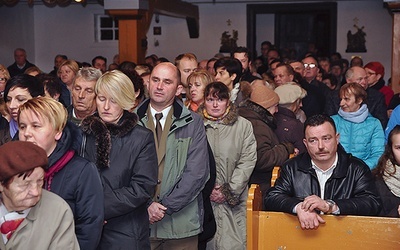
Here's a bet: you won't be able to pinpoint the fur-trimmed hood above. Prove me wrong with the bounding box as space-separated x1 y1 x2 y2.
198 102 238 126
81 111 139 169
238 99 276 129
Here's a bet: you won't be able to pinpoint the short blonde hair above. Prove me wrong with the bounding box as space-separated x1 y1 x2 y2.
95 70 136 111
0 64 10 81
58 60 79 75
187 69 214 88
18 96 67 133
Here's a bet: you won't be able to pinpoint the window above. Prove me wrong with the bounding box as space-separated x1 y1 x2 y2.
95 15 119 42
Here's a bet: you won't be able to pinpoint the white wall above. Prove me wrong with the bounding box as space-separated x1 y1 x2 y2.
0 1 393 79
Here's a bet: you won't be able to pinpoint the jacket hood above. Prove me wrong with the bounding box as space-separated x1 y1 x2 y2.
48 121 81 167
81 111 139 169
239 100 276 129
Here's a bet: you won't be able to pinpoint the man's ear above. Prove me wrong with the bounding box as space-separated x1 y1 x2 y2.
53 93 61 101
175 84 183 96
230 73 237 82
303 138 308 149
336 133 340 144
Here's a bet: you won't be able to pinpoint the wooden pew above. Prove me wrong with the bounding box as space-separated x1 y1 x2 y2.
247 184 400 249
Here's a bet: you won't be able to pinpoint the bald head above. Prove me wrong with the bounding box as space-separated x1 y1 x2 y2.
345 66 368 89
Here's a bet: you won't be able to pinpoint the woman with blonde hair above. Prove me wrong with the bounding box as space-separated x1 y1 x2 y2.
186 69 214 112
80 70 158 249
18 96 104 250
58 59 79 107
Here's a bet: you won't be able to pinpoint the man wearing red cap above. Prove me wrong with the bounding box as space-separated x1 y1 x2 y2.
364 61 393 107
0 141 78 249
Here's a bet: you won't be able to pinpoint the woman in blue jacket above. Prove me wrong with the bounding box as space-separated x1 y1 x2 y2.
331 82 384 169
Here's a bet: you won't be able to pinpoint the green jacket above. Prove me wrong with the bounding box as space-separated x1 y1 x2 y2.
137 98 210 239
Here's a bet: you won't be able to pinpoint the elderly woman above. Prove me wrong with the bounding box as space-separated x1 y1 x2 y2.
185 69 214 112
0 141 79 249
199 82 256 250
373 125 400 217
80 70 158 249
331 82 384 169
0 74 43 145
18 97 104 250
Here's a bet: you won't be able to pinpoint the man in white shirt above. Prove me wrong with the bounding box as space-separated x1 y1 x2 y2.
265 114 381 230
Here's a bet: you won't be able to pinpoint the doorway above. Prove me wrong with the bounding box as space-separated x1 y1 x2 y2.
247 2 337 60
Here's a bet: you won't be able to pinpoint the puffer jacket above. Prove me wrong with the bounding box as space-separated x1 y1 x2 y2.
331 108 384 169
265 145 382 215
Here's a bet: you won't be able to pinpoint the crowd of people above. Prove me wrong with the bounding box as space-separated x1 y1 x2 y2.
0 43 399 249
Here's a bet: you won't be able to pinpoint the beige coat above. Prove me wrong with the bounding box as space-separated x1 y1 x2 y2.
0 190 79 250
201 106 257 250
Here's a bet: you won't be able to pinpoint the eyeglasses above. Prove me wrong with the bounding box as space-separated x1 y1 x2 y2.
366 72 376 77
303 63 317 69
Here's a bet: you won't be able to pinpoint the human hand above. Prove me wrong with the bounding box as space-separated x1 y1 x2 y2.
302 195 330 213
296 204 325 230
397 205 400 216
210 185 226 203
148 202 167 224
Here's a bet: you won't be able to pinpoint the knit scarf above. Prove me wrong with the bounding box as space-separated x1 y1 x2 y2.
202 105 231 122
383 160 400 197
230 83 240 103
338 104 369 123
45 150 75 191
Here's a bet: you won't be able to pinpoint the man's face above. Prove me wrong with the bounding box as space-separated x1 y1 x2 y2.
302 57 319 82
72 78 97 117
290 62 305 77
319 60 330 73
267 50 279 64
215 67 235 88
347 67 368 89
261 44 270 57
93 59 106 74
14 50 27 66
233 52 249 71
54 56 66 69
274 66 294 86
303 121 339 168
0 167 44 212
331 66 342 78
149 63 182 111
207 60 216 76
177 58 197 87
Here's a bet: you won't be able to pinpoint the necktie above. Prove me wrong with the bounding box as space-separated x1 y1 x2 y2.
155 113 163 146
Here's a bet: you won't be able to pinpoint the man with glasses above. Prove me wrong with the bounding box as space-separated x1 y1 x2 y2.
301 56 330 115
325 66 387 128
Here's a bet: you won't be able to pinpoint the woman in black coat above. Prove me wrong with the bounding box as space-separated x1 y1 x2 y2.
80 70 158 249
18 97 104 250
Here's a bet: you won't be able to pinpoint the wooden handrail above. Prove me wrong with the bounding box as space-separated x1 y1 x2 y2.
247 184 400 249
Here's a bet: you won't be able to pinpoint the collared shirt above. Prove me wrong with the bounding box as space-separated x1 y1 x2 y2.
150 105 172 130
311 153 338 200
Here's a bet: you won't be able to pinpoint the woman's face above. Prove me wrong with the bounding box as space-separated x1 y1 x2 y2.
0 72 7 92
204 94 229 118
96 91 124 124
6 87 33 121
391 133 400 165
18 109 61 156
59 65 76 86
339 91 361 112
189 77 207 104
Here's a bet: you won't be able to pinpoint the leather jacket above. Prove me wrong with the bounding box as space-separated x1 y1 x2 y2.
265 145 381 216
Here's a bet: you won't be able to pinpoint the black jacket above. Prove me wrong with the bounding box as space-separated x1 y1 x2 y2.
265 145 381 216
7 60 36 77
48 122 104 250
81 111 158 250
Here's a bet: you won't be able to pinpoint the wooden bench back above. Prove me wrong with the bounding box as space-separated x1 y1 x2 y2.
247 184 400 249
